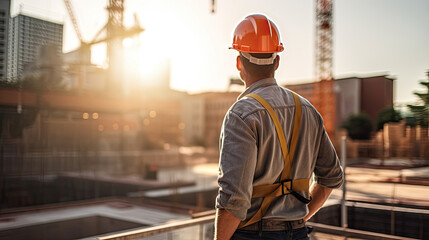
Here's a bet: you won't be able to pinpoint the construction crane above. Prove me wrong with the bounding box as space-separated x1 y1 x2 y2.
314 0 336 138
315 0 333 81
63 0 144 93
63 0 91 66
63 0 144 55
64 0 84 44
211 0 216 13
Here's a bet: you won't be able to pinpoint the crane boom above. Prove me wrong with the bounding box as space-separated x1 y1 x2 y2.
63 0 84 43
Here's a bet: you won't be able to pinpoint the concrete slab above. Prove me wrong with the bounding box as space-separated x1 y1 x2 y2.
0 200 189 233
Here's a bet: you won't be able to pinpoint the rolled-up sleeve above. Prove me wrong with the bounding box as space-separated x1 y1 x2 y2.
215 110 257 221
314 128 344 189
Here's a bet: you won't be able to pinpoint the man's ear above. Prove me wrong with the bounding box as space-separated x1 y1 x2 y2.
275 55 280 70
236 55 242 71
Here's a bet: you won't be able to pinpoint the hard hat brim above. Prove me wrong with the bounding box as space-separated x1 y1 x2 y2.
228 44 284 53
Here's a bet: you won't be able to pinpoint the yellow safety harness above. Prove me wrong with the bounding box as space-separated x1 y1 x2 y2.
239 92 311 228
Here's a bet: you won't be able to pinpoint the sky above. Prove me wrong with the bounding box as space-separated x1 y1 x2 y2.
10 0 429 105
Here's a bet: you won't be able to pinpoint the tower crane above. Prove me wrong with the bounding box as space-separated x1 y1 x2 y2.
314 0 336 138
315 0 333 81
64 0 84 44
63 0 91 65
63 0 144 93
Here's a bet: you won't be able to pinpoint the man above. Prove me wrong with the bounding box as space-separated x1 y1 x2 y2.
215 14 343 240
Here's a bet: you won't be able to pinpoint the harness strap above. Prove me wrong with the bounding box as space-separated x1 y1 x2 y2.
251 178 310 198
239 92 310 228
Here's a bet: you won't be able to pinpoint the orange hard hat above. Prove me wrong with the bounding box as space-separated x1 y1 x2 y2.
230 14 284 53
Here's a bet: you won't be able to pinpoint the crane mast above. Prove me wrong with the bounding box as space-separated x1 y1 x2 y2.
315 0 333 81
314 0 336 138
106 0 125 94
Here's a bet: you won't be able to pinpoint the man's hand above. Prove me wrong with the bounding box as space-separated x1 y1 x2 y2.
214 209 241 240
304 183 332 222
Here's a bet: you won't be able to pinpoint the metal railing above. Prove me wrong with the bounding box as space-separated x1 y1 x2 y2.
98 215 215 240
97 212 418 240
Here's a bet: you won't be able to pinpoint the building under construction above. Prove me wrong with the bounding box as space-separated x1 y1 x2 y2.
286 74 394 130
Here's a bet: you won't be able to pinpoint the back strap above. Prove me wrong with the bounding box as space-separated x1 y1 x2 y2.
239 92 311 228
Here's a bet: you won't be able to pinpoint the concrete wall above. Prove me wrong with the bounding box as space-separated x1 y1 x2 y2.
200 92 239 148
182 95 205 146
360 76 394 125
335 77 360 127
286 75 394 130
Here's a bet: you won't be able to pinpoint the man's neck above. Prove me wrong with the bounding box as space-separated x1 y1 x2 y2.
244 75 273 88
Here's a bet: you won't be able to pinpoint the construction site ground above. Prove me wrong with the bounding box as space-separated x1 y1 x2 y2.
335 158 429 208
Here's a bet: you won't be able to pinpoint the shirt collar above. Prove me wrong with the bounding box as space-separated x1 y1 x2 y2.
238 78 278 100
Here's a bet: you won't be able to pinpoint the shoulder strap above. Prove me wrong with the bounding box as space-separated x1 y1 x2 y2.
246 93 291 170
239 92 309 228
245 92 302 180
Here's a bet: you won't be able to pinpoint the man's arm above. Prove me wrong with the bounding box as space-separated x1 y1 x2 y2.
215 110 257 239
214 209 241 240
304 183 332 221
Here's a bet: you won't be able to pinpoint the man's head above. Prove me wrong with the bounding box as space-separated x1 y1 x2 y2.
230 14 283 83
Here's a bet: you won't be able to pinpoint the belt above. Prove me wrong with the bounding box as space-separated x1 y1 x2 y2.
239 219 305 231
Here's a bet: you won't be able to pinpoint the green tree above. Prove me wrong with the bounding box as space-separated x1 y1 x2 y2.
407 70 429 127
342 113 373 140
376 107 402 130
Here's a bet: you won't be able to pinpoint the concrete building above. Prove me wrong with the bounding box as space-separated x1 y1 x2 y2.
182 95 205 146
359 75 394 124
181 91 240 148
7 13 63 81
286 74 395 129
0 0 10 81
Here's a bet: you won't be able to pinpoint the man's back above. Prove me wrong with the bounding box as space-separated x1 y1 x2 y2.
216 78 343 222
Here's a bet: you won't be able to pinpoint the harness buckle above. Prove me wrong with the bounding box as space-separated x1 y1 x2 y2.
280 179 292 195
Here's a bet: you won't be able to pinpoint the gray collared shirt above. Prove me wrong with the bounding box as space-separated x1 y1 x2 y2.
216 78 343 221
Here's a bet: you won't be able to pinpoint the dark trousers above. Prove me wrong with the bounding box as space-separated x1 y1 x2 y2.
231 227 309 240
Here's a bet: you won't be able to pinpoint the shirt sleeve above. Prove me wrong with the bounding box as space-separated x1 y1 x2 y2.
314 127 344 189
215 110 257 221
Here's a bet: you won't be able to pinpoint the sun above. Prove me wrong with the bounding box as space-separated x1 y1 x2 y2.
137 32 171 84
